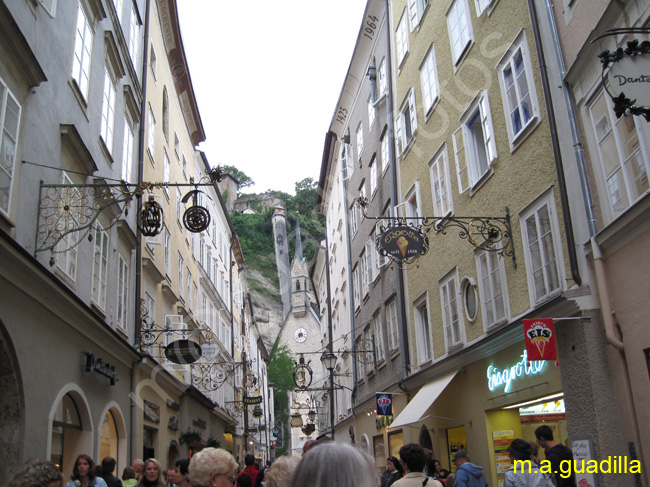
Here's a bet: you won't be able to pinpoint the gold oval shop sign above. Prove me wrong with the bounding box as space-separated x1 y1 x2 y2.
379 225 428 260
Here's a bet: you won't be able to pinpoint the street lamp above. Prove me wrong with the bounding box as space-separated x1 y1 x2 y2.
320 351 337 371
308 409 317 422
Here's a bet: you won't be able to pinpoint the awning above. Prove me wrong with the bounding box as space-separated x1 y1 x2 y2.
389 370 458 429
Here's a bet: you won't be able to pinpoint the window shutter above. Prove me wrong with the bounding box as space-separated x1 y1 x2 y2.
453 128 469 193
408 89 418 133
479 93 497 162
395 115 403 154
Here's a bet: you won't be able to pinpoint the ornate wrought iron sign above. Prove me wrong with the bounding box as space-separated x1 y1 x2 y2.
595 28 650 120
292 355 314 391
182 190 211 233
358 197 515 269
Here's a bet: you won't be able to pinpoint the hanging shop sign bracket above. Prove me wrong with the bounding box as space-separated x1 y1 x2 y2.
357 197 515 269
34 167 227 259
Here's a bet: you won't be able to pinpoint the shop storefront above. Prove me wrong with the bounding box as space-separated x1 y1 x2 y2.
387 341 564 487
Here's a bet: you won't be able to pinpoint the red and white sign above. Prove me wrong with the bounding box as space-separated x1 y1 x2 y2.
523 318 557 361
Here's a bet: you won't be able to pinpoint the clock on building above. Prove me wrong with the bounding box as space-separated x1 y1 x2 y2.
294 328 308 343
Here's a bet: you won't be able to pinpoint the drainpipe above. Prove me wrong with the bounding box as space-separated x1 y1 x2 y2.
132 0 151 463
528 0 581 286
542 0 597 237
384 0 410 378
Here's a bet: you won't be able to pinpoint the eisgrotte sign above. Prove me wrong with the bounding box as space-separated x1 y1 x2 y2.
378 225 428 261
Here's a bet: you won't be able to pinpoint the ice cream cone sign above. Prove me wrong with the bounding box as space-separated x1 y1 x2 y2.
523 318 557 362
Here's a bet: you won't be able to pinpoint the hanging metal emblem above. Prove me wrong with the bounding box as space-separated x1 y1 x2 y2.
140 196 164 237
182 190 211 233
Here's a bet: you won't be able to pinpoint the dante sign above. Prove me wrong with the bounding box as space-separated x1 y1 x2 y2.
378 225 428 261
609 54 650 108
164 339 202 364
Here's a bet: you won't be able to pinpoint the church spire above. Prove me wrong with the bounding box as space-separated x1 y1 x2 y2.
294 215 303 262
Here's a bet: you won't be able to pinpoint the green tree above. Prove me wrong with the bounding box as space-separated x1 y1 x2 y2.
268 343 295 457
222 164 255 192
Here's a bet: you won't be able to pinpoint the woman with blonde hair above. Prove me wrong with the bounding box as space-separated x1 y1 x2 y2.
189 448 237 487
264 456 300 487
136 459 165 487
290 442 378 487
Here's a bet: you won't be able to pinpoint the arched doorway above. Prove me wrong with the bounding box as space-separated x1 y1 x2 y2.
168 440 180 470
419 425 433 452
0 321 23 486
49 387 93 477
99 404 127 475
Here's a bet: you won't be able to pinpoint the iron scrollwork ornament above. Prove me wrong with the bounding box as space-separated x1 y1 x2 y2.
140 196 164 237
182 189 211 233
292 355 313 391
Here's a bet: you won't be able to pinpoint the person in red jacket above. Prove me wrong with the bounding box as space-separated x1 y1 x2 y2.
238 455 258 486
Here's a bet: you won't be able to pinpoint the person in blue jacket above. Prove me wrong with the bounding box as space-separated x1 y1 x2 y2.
453 451 488 487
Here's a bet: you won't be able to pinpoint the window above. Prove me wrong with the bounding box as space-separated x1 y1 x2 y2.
589 91 649 220
117 255 129 331
429 145 453 221
420 45 440 115
163 151 170 197
112 0 124 21
178 254 184 300
462 277 478 322
396 89 418 155
356 334 367 379
149 44 157 80
520 191 563 304
100 68 117 152
378 58 387 96
396 182 421 220
381 132 390 173
341 142 353 181
350 201 359 236
92 224 109 310
0 79 20 215
71 2 93 100
176 189 182 225
368 95 376 128
352 265 361 310
174 132 180 159
396 11 409 67
386 298 399 351
370 157 378 195
128 4 140 64
414 296 432 364
55 174 79 278
373 313 386 363
187 271 192 307
440 270 463 351
147 106 155 163
497 31 539 145
446 0 473 65
408 0 429 31
474 0 497 16
162 88 169 141
453 92 496 193
121 119 134 182
356 123 364 159
164 227 171 278
476 249 508 328
361 242 374 296
373 224 387 270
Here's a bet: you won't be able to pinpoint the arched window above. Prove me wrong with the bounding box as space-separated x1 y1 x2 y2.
162 87 169 142
296 281 301 291
51 393 82 471
100 409 119 465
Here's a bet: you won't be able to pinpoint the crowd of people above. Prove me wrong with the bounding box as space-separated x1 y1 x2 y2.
7 424 575 487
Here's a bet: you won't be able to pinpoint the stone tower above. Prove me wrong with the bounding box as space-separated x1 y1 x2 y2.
272 205 291 319
291 217 309 316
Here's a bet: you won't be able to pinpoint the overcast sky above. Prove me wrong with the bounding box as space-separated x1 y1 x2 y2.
176 1 368 195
